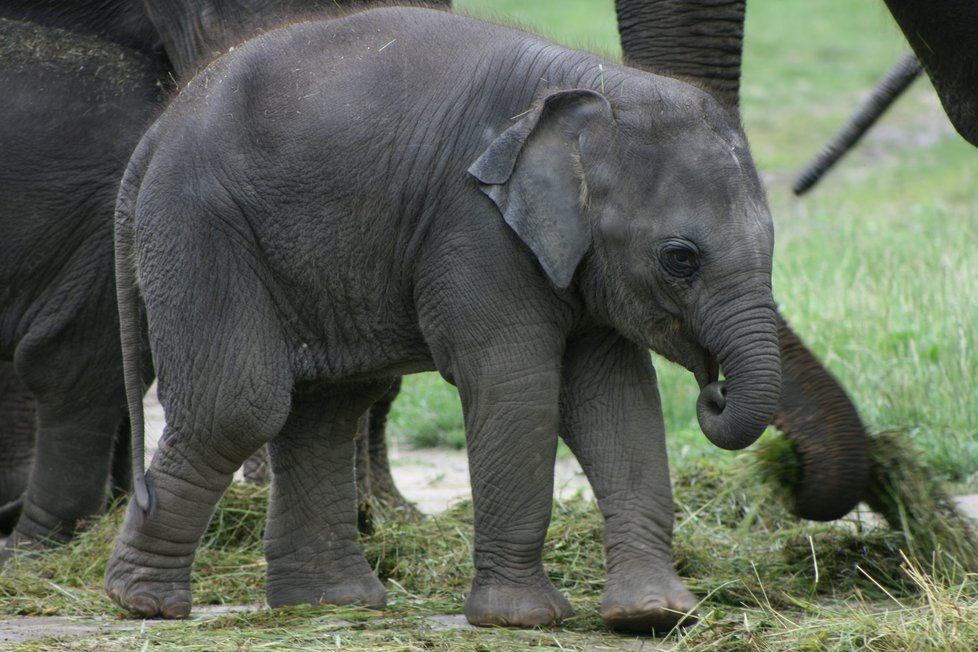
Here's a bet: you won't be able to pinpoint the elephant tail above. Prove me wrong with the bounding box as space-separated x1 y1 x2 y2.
114 138 155 519
793 52 922 195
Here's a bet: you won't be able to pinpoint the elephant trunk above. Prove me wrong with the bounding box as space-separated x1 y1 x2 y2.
695 299 782 451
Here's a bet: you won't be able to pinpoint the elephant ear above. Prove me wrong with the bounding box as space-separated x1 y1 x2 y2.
468 89 613 289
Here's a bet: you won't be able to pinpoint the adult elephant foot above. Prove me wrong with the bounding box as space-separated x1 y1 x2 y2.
265 566 387 609
600 568 698 632
104 513 194 619
464 571 573 627
0 530 50 567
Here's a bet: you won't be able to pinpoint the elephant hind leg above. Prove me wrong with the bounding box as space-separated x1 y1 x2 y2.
105 384 292 618
264 382 391 610
105 310 293 618
365 377 420 518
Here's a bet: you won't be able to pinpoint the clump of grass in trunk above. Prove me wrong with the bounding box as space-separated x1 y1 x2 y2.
753 429 978 585
863 430 978 579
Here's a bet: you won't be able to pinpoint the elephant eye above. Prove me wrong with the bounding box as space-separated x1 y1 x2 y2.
660 241 700 278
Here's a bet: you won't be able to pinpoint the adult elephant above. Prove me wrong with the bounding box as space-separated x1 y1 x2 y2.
104 8 782 631
0 0 162 56
0 17 165 560
0 0 443 561
614 0 978 147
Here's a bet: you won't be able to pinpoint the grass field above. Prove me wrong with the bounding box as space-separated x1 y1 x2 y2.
3 1 976 650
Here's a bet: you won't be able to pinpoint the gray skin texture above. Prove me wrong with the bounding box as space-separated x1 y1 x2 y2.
0 362 134 536
614 0 977 147
615 0 871 521
879 0 977 148
0 0 162 57
0 362 34 534
0 18 164 560
105 7 781 632
0 0 439 560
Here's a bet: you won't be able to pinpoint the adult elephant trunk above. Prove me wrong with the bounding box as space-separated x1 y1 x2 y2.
615 0 746 113
696 299 782 451
773 315 869 520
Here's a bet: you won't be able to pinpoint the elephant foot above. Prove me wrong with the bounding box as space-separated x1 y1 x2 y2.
601 569 698 633
265 568 387 609
464 572 573 627
0 529 60 567
104 538 193 619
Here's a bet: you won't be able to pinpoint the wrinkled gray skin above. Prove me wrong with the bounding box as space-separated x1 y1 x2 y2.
0 18 164 560
0 0 440 560
106 7 781 632
0 362 134 536
614 0 977 147
0 362 33 534
880 0 977 148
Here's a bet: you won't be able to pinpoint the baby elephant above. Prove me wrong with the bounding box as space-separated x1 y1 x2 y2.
106 7 781 632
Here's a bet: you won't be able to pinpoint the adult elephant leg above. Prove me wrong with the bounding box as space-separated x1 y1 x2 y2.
12 401 119 548
453 338 571 627
0 363 35 534
773 315 869 521
881 0 978 148
615 0 746 112
560 331 696 633
264 383 390 609
2 313 127 562
365 378 419 517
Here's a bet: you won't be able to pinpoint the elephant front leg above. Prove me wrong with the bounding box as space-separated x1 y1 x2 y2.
454 353 571 627
560 332 697 633
264 386 387 609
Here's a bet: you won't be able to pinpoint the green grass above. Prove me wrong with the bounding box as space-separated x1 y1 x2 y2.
454 0 621 60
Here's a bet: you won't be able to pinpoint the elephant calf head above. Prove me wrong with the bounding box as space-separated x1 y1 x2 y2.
471 81 781 451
